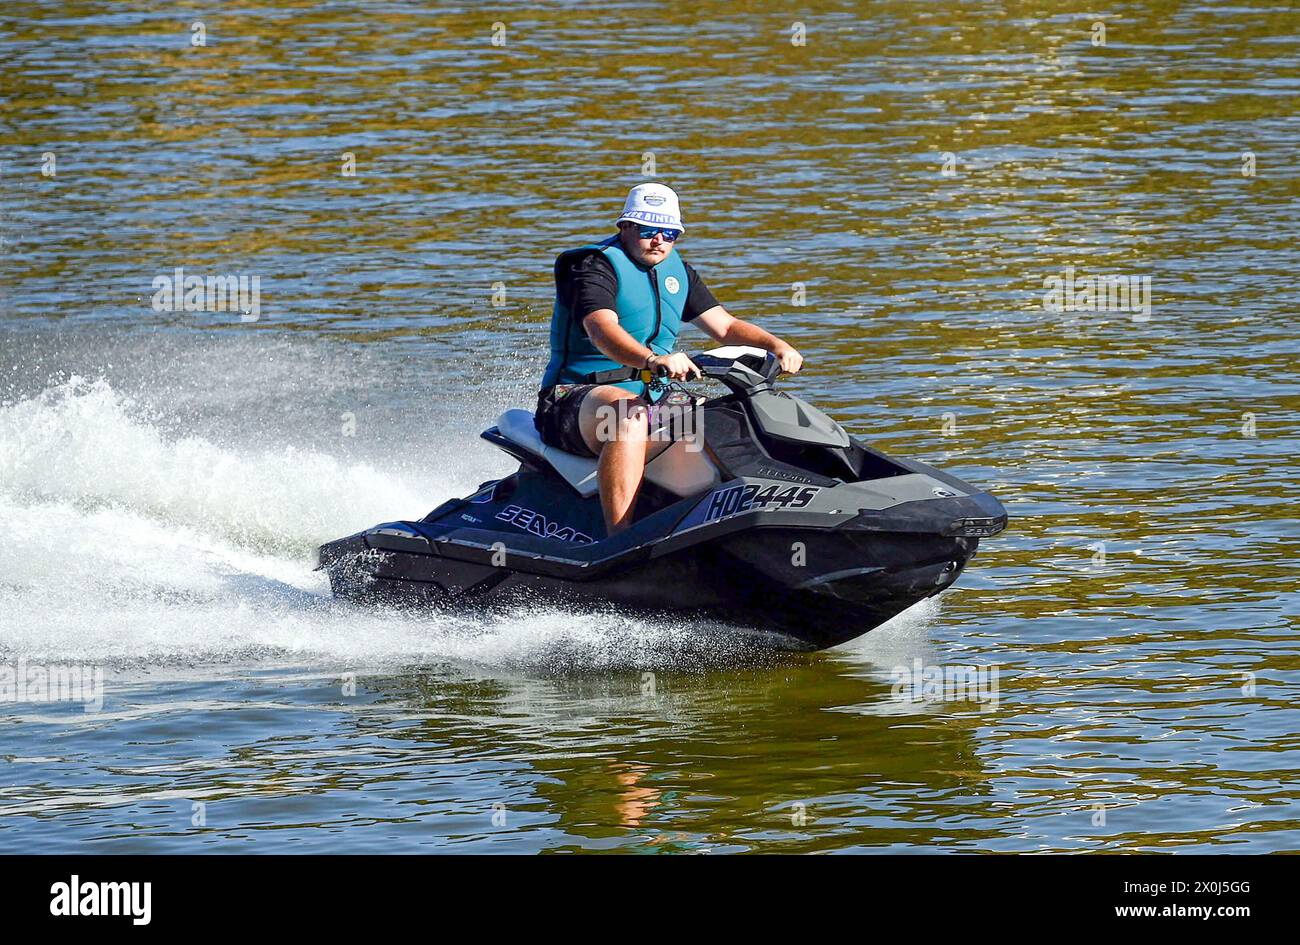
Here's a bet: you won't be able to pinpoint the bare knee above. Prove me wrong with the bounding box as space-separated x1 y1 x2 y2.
613 401 649 445
582 390 649 453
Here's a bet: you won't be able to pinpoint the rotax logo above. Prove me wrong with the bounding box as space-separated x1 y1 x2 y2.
49 875 151 926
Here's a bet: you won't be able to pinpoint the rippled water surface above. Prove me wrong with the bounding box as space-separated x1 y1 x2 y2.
1 1 1298 852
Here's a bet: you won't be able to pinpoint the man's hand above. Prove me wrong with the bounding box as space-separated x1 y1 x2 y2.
648 352 702 381
772 344 803 375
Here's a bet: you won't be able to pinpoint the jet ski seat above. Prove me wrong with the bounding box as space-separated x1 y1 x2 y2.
496 409 600 497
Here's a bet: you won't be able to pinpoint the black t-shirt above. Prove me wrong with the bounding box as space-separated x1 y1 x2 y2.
556 246 719 328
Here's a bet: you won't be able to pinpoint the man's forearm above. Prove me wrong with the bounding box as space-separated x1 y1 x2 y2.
719 318 790 353
586 313 654 367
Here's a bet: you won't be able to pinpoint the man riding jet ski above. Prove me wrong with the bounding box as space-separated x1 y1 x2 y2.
535 182 803 535
317 186 1008 649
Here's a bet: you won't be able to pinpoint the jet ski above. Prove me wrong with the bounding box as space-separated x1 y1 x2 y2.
317 347 1008 650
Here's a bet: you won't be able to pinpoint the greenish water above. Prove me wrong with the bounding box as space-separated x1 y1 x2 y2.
1 0 1297 852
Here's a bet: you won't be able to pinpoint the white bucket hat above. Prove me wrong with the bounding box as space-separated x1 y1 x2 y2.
615 183 685 232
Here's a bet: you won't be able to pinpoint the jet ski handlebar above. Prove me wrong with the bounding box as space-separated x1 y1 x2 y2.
581 350 781 393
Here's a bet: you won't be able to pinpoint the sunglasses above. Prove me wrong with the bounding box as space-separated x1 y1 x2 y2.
637 226 681 242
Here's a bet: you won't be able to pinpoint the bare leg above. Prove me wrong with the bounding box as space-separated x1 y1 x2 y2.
596 421 649 533
579 387 650 535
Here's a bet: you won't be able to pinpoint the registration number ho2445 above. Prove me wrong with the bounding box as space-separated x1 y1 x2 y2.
704 483 820 522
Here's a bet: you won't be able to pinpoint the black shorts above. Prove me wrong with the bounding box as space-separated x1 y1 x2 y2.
535 384 599 457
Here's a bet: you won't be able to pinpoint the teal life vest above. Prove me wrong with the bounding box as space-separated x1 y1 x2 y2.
541 236 690 400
